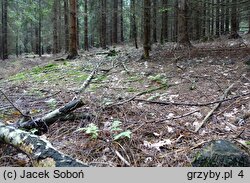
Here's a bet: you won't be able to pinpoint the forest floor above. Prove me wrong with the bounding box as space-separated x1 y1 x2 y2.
0 35 250 167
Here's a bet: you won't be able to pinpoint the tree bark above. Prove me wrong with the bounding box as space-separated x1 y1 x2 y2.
177 0 191 47
225 0 230 34
143 0 151 58
64 0 70 53
16 99 85 134
0 122 88 167
53 0 59 54
229 0 240 39
113 0 118 44
120 0 124 42
215 0 220 37
131 0 138 49
67 0 78 59
152 0 157 43
2 0 8 60
100 0 107 49
161 0 168 43
84 0 89 51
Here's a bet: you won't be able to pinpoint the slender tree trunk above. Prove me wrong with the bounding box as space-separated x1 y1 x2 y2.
113 0 118 44
177 0 191 47
67 0 78 59
58 0 62 52
120 0 124 43
229 0 240 38
143 0 151 58
131 0 138 49
101 0 107 49
76 1 80 49
202 0 206 37
211 0 215 36
225 0 230 34
2 0 8 60
220 0 225 35
173 0 178 42
152 0 157 43
53 0 59 54
38 0 42 57
64 0 69 53
161 0 168 44
84 0 89 51
215 0 220 37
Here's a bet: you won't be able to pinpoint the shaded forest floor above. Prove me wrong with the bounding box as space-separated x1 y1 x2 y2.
0 36 250 167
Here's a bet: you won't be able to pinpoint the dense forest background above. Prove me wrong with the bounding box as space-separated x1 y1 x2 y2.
1 0 250 60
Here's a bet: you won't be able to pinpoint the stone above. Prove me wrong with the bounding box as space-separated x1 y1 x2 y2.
192 140 250 167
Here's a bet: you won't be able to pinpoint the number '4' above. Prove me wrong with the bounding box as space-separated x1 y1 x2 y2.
238 170 244 178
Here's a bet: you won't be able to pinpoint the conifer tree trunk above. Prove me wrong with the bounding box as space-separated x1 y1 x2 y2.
130 0 138 49
84 0 89 51
152 0 157 43
161 0 168 44
38 0 42 57
2 0 8 60
101 0 107 49
64 0 69 53
113 0 118 44
220 0 225 35
177 0 191 47
143 0 151 58
67 0 78 59
53 0 59 54
120 0 124 43
225 0 230 34
215 0 220 37
229 0 240 38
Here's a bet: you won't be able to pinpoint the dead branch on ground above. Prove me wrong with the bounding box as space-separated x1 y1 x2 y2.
0 121 88 167
194 83 235 133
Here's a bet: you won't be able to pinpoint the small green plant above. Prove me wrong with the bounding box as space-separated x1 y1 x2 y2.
111 120 122 131
246 141 250 145
75 123 99 139
148 74 167 84
110 120 132 141
113 131 132 141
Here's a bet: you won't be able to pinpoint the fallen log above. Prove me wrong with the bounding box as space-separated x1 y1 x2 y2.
15 99 85 134
0 122 88 167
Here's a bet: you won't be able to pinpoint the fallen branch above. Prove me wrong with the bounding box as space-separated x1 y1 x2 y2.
134 91 250 107
0 122 88 167
77 61 103 94
132 110 200 133
15 99 85 134
194 83 235 133
107 84 169 108
0 89 29 118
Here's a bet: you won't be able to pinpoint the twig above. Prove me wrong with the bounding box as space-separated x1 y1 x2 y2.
132 110 199 133
107 84 169 108
0 89 29 118
194 83 235 133
120 62 130 74
134 91 250 107
114 150 131 166
154 110 200 123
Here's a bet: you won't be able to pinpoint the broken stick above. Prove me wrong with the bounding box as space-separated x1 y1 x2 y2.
195 83 235 133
